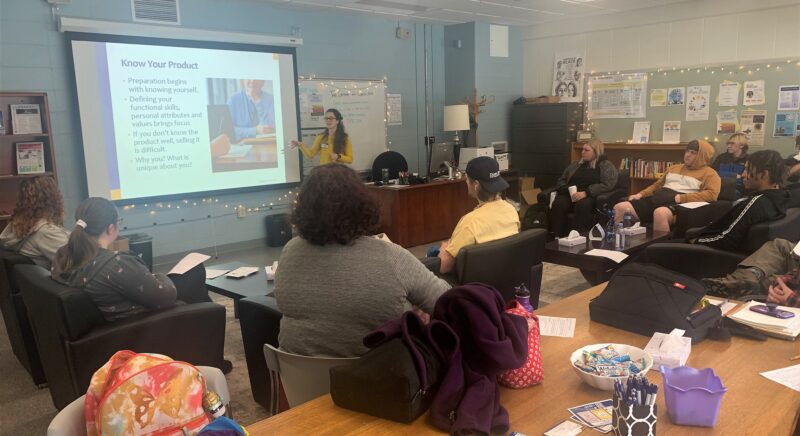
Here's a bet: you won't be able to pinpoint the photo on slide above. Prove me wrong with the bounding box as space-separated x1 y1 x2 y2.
206 78 278 173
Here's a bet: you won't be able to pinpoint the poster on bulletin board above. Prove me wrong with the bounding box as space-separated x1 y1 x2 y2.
588 73 647 119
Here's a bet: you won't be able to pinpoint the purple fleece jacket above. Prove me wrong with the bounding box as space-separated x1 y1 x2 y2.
430 283 529 435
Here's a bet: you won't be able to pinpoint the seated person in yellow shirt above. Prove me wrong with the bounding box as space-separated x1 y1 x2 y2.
437 156 520 274
290 108 353 164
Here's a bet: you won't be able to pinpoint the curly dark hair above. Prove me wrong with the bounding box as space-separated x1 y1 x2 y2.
746 149 785 185
291 163 381 245
10 176 65 238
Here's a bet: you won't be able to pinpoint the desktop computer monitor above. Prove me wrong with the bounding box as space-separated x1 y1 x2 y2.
428 142 454 177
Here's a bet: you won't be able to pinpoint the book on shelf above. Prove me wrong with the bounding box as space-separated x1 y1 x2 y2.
619 158 678 178
16 142 46 174
0 110 5 134
10 103 42 134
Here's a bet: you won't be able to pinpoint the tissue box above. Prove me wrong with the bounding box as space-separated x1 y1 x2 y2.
644 332 691 368
558 236 586 247
265 261 278 281
622 226 647 236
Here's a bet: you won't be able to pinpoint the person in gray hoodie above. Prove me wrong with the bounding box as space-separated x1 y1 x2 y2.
51 197 207 322
549 139 618 237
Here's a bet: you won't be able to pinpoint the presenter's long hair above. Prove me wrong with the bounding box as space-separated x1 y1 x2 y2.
291 164 380 245
9 176 64 238
324 108 348 155
53 198 119 274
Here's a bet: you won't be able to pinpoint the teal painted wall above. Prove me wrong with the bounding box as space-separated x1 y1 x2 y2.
0 0 446 257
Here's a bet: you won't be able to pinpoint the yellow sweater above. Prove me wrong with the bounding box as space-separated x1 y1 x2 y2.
299 133 353 164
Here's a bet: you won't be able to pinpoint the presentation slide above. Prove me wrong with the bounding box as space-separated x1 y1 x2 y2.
69 36 301 202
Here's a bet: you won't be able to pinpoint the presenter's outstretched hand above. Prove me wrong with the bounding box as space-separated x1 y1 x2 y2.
330 152 340 161
289 140 300 149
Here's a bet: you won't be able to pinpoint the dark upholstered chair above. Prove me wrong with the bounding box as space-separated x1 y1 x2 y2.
238 295 282 411
538 172 630 234
15 264 227 409
671 177 738 239
371 151 408 181
0 250 45 385
453 228 547 307
645 207 800 279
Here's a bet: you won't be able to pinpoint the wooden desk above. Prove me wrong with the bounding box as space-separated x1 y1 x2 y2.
368 178 476 248
246 283 800 435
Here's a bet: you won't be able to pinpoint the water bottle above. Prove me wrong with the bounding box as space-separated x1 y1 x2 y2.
514 284 534 312
615 223 625 249
605 210 615 243
623 210 632 229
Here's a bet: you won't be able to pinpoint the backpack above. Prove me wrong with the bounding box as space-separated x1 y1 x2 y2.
522 203 549 231
589 263 722 343
497 302 543 388
85 350 211 436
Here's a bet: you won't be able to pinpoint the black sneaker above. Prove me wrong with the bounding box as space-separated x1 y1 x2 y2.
220 359 233 375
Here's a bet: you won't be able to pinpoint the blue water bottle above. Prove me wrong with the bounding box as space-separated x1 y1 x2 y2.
623 210 632 228
605 210 615 242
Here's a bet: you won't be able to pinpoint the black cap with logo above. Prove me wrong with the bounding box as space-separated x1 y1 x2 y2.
465 156 509 193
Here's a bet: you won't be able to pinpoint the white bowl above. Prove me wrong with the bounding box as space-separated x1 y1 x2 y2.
570 343 653 391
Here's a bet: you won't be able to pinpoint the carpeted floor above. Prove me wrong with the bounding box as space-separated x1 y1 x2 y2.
0 243 590 434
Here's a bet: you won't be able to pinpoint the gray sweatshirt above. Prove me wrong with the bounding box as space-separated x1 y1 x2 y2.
0 220 69 269
276 236 449 357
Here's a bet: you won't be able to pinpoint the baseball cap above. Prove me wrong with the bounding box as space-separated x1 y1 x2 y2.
465 156 509 193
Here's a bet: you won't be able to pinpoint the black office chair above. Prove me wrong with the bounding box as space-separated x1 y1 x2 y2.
671 177 739 239
454 229 547 307
371 151 408 181
537 172 630 234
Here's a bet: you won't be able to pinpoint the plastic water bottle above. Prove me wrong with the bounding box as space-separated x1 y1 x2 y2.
514 284 534 312
616 223 625 249
605 210 615 243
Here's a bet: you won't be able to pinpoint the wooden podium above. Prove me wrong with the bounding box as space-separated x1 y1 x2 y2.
367 178 476 248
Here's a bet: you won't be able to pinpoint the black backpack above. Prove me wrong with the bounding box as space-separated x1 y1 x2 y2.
589 263 722 343
522 203 549 231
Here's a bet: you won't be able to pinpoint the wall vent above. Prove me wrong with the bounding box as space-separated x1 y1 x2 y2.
131 0 180 25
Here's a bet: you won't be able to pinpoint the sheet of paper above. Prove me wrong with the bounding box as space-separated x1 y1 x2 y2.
678 201 709 209
632 121 651 143
744 80 765 106
650 88 667 107
686 85 711 121
206 269 229 280
568 399 613 428
793 240 800 257
226 266 259 278
538 316 576 338
584 249 628 263
761 364 800 392
718 81 740 106
668 87 685 105
544 420 583 436
169 252 211 275
717 110 738 134
777 85 800 111
774 112 797 137
387 93 402 125
662 120 681 143
741 110 767 146
705 297 739 315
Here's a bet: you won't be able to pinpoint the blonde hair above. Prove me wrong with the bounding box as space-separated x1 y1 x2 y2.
583 139 605 168
728 133 749 153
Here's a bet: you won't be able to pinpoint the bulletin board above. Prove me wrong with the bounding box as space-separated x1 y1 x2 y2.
587 61 800 157
298 78 388 173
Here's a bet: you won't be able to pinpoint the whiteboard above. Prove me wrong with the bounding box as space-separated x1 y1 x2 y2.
298 78 387 173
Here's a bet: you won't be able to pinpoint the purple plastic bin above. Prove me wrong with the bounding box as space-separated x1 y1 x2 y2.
660 365 727 427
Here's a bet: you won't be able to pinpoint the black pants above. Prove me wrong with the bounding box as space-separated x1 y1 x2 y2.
168 263 212 304
550 193 596 237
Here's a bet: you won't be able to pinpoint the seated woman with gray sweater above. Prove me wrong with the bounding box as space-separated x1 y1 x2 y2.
275 163 450 357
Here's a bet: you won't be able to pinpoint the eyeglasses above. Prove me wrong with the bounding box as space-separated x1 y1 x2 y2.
323 116 337 121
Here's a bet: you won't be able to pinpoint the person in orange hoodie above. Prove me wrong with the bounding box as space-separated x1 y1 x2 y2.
613 139 720 232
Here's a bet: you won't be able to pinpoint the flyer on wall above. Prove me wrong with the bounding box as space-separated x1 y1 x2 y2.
774 112 797 137
667 87 685 105
686 86 710 121
743 80 765 106
777 85 800 111
718 81 740 106
716 110 738 134
587 73 647 119
741 110 766 146
650 89 667 107
552 52 585 102
662 121 681 144
632 121 651 143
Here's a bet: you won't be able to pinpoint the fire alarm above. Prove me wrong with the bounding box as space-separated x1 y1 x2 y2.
395 27 411 40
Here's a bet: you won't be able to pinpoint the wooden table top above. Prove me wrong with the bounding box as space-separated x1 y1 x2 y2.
246 283 800 435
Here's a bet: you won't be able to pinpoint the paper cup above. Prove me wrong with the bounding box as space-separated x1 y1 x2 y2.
568 186 578 198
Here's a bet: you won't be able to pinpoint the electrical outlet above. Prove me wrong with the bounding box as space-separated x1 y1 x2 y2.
236 205 246 218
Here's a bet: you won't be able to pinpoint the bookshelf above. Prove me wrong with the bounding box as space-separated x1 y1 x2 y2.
571 142 688 194
0 92 58 231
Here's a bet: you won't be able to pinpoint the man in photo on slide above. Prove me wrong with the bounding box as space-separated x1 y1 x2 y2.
227 79 276 142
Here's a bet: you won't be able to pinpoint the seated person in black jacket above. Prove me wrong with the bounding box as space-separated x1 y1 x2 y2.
688 150 789 252
549 139 618 237
51 197 209 322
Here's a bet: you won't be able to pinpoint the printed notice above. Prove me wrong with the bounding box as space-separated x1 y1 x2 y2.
741 110 767 146
662 121 681 144
744 80 765 106
539 316 576 338
387 93 402 125
686 85 710 121
777 85 800 111
650 89 667 107
718 81 740 106
717 110 738 134
761 364 800 392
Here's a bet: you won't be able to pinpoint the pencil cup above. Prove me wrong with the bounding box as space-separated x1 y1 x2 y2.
612 395 657 436
660 365 726 427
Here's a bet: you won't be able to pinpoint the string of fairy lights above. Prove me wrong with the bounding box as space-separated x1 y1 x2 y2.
583 58 800 142
117 75 392 229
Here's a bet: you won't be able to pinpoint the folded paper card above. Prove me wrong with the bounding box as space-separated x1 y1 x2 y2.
589 223 605 241
558 230 587 247
621 222 646 236
645 329 691 368
265 261 278 281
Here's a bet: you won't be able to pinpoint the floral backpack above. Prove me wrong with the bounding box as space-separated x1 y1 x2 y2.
84 350 211 436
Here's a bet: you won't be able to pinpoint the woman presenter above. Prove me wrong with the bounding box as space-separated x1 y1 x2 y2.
290 108 353 164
